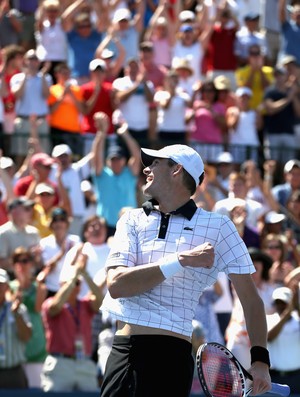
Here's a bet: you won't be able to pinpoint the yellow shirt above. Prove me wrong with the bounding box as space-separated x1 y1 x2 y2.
31 203 52 238
235 65 274 110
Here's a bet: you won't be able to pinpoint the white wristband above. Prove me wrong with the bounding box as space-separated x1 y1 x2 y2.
159 254 182 279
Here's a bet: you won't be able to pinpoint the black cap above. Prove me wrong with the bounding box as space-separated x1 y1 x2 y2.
107 145 127 159
244 12 260 21
51 207 68 219
8 196 35 211
248 247 273 270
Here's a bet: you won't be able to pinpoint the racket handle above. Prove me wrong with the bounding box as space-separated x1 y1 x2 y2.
271 382 290 397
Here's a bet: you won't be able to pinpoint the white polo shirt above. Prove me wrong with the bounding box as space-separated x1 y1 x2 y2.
101 199 255 337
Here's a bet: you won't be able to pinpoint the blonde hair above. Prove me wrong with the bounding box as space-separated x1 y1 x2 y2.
43 0 59 9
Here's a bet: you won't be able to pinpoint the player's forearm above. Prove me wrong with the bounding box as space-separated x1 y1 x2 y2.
107 263 165 298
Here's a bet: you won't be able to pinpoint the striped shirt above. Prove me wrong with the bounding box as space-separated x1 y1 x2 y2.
0 301 32 368
101 199 255 338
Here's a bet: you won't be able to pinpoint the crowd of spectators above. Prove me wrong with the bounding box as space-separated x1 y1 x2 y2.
0 0 300 394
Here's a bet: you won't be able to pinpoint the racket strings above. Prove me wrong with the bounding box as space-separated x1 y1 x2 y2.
200 348 245 397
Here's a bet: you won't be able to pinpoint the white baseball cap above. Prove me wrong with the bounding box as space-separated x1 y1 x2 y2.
272 287 292 304
265 211 286 224
141 145 204 187
51 144 72 158
0 268 9 284
216 152 233 164
236 86 253 97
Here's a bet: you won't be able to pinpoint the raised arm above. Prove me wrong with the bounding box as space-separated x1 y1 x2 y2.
91 112 109 175
116 122 141 176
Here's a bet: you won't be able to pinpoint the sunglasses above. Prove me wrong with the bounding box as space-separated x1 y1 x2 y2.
52 217 68 222
78 24 91 29
249 52 261 56
39 192 54 197
16 257 31 264
266 245 281 249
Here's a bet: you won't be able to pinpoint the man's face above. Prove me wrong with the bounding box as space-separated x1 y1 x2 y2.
76 19 92 37
143 158 175 200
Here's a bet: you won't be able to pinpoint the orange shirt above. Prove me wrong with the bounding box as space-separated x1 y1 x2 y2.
48 84 83 133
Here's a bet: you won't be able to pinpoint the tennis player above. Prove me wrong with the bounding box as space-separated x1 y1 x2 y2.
100 137 272 396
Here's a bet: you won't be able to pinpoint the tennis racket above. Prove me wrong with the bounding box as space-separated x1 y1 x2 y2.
196 342 290 397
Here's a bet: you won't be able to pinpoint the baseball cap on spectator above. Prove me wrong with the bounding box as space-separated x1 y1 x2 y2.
30 152 54 168
264 211 286 224
49 207 70 225
81 180 94 193
0 156 14 169
173 58 194 75
107 145 127 159
35 183 55 195
274 65 287 75
140 41 154 52
180 24 194 33
179 10 195 22
52 144 72 158
216 152 233 164
141 144 204 187
113 8 131 23
236 87 253 97
284 159 300 173
281 54 297 66
244 12 260 21
8 196 35 211
272 287 292 304
214 75 231 91
89 59 107 72
101 48 114 59
0 268 9 284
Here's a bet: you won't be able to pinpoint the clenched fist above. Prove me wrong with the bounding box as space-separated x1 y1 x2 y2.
178 242 215 269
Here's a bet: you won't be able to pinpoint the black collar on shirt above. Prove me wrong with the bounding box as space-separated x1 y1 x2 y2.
142 198 197 220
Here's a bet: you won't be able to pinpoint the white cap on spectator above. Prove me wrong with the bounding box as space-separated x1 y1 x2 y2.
141 144 204 187
35 183 55 195
52 144 72 158
0 156 14 169
179 10 195 22
216 152 233 164
265 211 286 224
89 59 107 72
272 287 292 304
113 8 131 23
81 180 94 193
284 159 300 173
0 268 9 284
236 87 252 97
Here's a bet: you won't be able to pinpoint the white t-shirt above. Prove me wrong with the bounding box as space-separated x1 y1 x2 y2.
154 89 190 132
112 76 154 130
35 19 68 61
60 241 110 299
229 110 259 146
267 311 300 371
172 41 203 83
40 233 81 292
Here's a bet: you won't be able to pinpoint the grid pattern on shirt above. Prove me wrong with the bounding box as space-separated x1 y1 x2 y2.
102 207 254 337
0 302 30 368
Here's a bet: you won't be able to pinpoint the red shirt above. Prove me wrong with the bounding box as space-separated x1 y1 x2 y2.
206 25 237 71
42 298 95 357
80 81 114 134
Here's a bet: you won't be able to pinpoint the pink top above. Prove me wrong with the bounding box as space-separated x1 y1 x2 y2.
191 101 226 144
42 297 95 357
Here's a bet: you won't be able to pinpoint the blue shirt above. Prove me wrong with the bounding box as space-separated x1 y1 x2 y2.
67 29 102 78
93 166 137 227
281 20 300 64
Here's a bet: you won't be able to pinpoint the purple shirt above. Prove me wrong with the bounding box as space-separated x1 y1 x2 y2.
15 0 38 13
